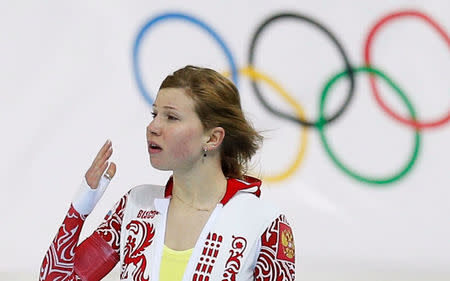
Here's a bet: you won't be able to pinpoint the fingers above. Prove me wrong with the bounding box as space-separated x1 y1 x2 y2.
105 162 117 179
103 162 116 183
86 140 115 189
92 139 112 168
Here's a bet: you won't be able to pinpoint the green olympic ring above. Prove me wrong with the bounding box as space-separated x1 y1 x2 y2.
317 66 421 185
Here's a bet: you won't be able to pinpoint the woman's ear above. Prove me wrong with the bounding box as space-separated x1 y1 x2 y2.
205 127 225 150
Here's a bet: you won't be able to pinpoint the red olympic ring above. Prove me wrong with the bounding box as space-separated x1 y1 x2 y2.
364 10 450 129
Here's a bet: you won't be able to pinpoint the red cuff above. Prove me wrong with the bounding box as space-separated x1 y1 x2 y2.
74 232 119 280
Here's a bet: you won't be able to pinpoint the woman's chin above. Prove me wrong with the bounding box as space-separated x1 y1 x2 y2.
149 160 170 171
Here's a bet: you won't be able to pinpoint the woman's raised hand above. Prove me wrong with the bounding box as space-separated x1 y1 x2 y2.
85 140 117 189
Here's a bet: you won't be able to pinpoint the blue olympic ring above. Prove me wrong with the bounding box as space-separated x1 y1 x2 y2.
132 12 239 105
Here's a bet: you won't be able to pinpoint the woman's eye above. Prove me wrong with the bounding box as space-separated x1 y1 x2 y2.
168 115 178 120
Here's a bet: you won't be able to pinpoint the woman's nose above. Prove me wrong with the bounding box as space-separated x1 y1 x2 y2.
147 119 161 136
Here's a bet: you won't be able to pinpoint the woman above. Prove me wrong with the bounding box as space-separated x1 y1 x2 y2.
40 65 296 281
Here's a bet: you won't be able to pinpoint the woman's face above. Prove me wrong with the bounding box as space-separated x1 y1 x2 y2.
146 88 207 171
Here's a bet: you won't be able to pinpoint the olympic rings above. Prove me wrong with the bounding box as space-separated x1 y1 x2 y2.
364 10 450 129
317 66 421 185
248 12 355 128
224 67 309 183
132 12 239 104
132 9 447 185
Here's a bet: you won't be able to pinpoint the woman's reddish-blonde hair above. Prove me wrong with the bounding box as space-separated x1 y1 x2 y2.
159 65 263 179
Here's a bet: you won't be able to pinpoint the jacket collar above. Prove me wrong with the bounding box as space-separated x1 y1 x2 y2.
164 175 262 206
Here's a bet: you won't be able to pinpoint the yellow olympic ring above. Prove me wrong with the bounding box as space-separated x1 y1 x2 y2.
224 67 308 183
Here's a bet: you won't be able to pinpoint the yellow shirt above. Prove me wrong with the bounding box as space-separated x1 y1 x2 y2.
159 245 193 281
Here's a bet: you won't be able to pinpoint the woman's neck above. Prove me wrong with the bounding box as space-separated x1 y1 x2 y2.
171 160 227 210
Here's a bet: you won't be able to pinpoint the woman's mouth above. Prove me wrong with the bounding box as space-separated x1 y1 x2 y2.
148 142 163 154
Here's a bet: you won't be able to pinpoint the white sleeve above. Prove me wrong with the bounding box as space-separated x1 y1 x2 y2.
72 175 111 215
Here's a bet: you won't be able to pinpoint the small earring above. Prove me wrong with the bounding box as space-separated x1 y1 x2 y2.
203 148 207 157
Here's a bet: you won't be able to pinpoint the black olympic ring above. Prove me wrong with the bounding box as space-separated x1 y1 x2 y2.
248 12 356 127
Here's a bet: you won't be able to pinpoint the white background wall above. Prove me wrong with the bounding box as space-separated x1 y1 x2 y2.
1 0 449 280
